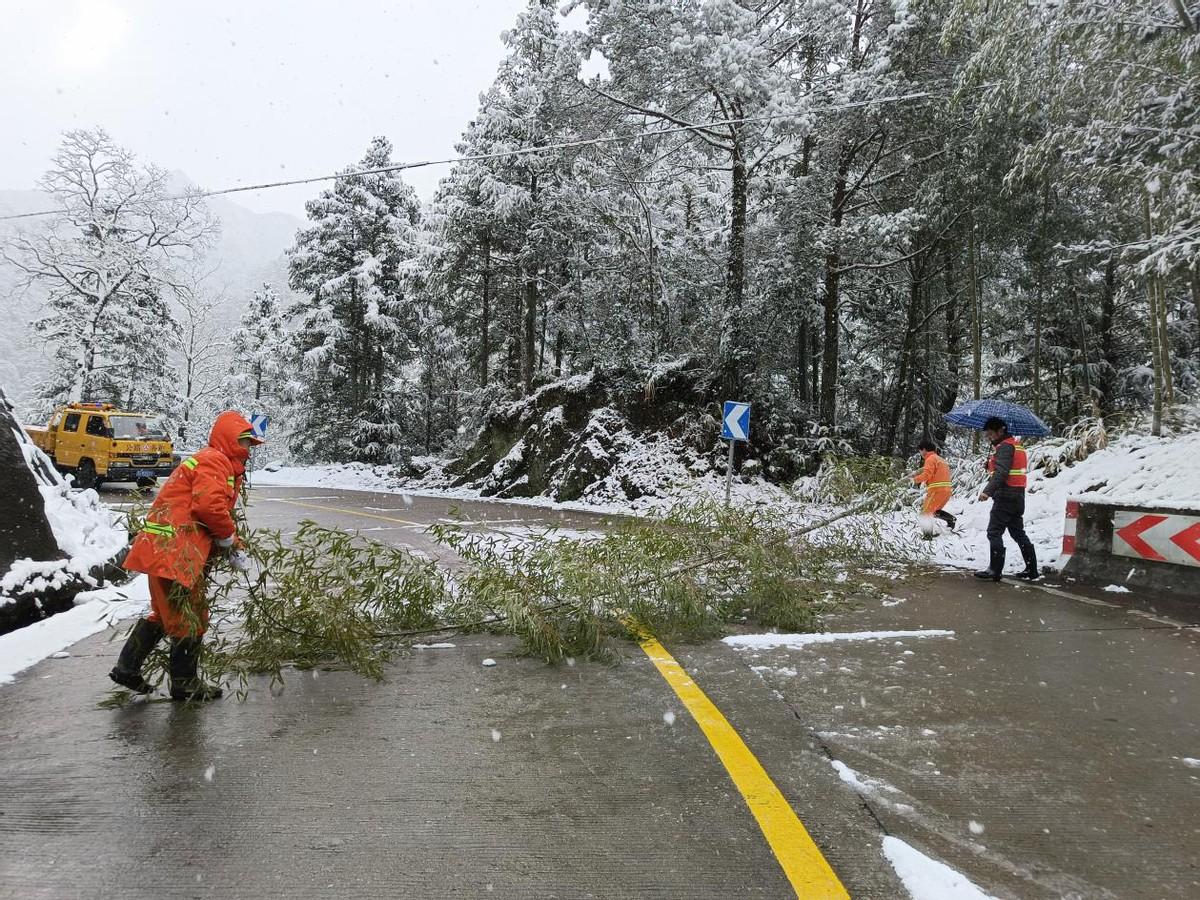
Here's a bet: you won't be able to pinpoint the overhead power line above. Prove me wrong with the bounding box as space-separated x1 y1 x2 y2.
0 87 957 223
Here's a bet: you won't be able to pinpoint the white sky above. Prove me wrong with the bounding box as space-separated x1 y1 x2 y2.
0 0 544 216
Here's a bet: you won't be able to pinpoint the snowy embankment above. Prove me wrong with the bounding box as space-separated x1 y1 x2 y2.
0 577 149 685
2 420 129 601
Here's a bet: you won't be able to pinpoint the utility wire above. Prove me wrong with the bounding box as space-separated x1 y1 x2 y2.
0 87 959 224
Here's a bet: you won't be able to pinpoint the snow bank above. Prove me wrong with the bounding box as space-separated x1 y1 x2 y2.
0 576 149 685
723 629 954 650
882 836 997 900
3 418 128 604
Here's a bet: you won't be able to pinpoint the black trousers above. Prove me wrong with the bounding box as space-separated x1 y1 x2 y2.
987 493 1036 566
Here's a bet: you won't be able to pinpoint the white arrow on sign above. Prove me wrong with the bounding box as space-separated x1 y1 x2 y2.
723 403 750 441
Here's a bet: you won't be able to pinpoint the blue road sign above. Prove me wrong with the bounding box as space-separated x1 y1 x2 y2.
721 401 751 442
249 413 270 439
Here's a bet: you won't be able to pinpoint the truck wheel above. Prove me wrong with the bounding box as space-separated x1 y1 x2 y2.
74 458 98 490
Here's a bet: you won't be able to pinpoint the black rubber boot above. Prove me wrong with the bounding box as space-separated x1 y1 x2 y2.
974 549 1004 582
1013 547 1040 580
108 618 164 693
169 637 223 702
935 510 957 531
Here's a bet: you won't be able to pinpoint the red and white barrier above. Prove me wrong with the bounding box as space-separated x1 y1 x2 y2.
1062 500 1079 557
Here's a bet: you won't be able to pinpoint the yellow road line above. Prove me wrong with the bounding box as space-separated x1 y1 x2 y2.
265 497 424 528
634 628 849 899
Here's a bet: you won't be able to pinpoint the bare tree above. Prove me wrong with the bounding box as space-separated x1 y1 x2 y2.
1 128 216 406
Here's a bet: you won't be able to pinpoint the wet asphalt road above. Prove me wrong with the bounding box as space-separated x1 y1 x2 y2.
1 484 1197 898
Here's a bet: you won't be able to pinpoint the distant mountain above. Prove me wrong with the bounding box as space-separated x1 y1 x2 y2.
0 182 303 407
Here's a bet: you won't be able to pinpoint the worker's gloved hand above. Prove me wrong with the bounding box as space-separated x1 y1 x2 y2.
228 549 252 572
215 535 235 549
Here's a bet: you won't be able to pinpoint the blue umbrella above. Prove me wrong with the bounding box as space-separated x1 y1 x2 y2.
943 399 1051 437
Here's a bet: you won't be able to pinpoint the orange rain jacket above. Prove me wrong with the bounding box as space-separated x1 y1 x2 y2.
123 412 259 588
912 452 953 515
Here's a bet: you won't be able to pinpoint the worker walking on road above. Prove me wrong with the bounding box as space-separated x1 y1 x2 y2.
109 411 262 701
975 416 1038 582
912 438 955 533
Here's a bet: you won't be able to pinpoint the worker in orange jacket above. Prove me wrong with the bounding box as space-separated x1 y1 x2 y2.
912 438 956 531
109 411 263 701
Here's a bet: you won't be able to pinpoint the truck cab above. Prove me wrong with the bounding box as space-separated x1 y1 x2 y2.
27 403 174 490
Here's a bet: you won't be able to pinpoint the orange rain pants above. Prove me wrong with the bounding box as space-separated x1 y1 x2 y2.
146 574 210 639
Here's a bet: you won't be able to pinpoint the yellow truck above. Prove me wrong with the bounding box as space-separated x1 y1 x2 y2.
25 403 175 489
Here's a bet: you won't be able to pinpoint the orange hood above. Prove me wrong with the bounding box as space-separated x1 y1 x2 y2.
208 411 261 472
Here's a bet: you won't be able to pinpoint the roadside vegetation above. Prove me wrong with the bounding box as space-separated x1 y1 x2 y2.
106 491 911 702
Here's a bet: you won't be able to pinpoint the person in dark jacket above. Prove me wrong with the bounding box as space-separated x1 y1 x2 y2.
975 416 1039 582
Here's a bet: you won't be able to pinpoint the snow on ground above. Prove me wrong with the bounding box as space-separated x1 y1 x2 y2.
723 630 954 650
0 576 149 685
882 836 998 900
253 456 792 517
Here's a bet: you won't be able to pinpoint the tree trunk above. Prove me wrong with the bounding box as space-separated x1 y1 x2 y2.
1155 273 1174 404
968 219 982 452
522 175 539 396
1069 278 1094 415
938 244 961 443
819 148 852 425
1097 253 1117 415
724 131 748 395
1191 262 1200 361
810 326 820 407
1143 196 1164 435
921 283 932 439
480 230 492 388
1032 183 1051 418
348 279 361 410
796 314 810 404
883 269 923 454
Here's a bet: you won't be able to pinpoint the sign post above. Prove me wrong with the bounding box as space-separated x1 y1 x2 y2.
720 401 751 505
246 413 270 489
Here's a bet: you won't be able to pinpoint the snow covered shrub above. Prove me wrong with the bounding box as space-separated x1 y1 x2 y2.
793 455 904 505
1029 417 1109 478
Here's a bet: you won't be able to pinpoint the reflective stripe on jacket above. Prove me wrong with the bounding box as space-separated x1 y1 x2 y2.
986 436 1028 494
913 453 953 493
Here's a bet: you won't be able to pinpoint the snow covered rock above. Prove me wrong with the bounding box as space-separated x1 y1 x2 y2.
446 362 723 503
1 389 129 634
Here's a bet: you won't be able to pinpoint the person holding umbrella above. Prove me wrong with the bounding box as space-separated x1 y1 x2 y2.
943 399 1049 583
975 416 1039 581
